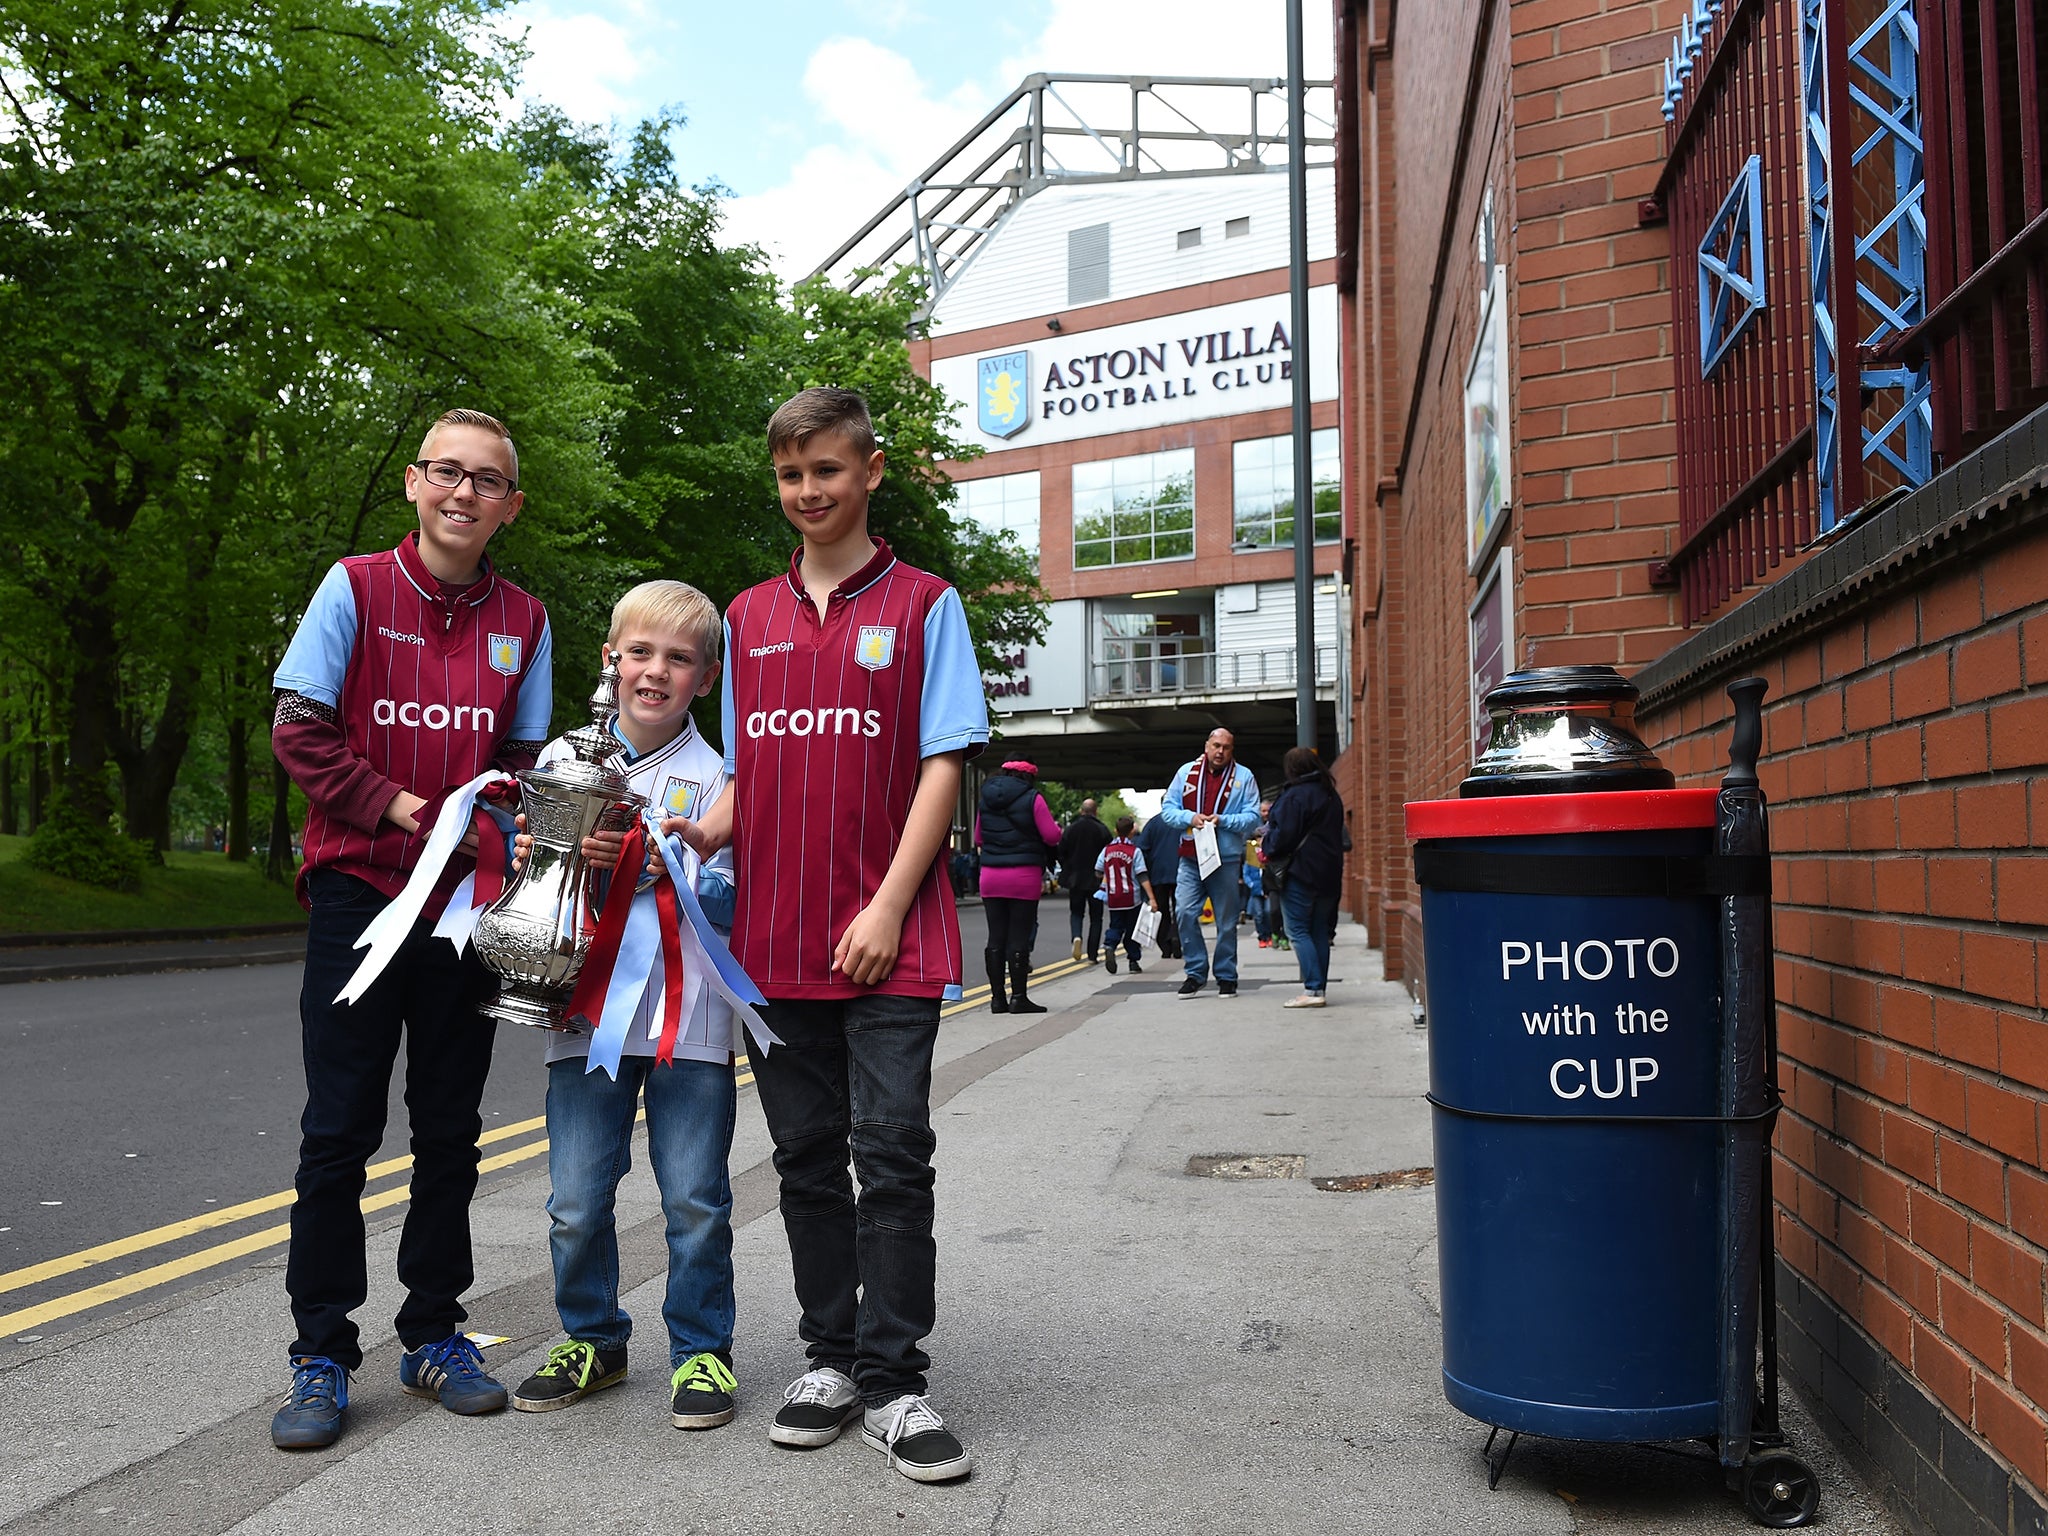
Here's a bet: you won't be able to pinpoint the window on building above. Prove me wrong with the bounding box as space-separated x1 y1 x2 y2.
1068 223 1110 304
1231 428 1341 548
1177 226 1203 250
1225 216 1251 239
955 471 1041 569
1073 448 1196 568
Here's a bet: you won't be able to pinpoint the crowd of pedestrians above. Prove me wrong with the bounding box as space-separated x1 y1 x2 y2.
964 725 1350 1011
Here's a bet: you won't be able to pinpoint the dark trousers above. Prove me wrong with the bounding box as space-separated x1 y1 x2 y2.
752 994 940 1406
288 870 499 1370
1153 886 1183 958
1067 877 1104 955
1104 905 1143 962
982 895 1038 964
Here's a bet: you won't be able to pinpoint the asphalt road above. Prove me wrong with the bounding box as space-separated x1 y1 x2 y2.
0 961 549 1290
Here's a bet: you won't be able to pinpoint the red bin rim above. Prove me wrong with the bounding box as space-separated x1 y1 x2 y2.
1404 787 1720 840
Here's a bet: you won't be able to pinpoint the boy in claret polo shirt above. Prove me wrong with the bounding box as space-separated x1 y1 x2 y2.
267 409 554 1451
667 387 988 1484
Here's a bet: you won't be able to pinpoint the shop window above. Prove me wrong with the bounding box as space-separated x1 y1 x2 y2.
1231 428 1340 548
1072 449 1196 568
955 471 1041 570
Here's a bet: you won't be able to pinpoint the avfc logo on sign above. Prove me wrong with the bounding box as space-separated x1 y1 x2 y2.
854 626 897 671
977 350 1030 439
487 633 522 677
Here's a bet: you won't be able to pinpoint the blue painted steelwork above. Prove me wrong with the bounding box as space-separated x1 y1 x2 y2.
1800 0 1931 530
1700 155 1767 378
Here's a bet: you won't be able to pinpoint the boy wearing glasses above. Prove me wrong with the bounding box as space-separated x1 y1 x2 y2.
266 409 554 1450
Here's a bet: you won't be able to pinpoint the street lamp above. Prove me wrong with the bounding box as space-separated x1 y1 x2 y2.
1286 0 1317 752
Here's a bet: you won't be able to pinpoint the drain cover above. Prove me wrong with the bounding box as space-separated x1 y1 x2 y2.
1186 1153 1307 1180
1312 1167 1435 1192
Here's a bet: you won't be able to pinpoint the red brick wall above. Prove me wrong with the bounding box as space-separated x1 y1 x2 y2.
1640 530 2048 1498
1509 0 1686 671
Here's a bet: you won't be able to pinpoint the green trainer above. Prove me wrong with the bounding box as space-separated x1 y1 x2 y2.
670 1352 737 1430
511 1339 627 1413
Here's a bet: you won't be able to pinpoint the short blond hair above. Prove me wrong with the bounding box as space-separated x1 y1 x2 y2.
606 580 722 662
420 408 518 478
766 387 877 460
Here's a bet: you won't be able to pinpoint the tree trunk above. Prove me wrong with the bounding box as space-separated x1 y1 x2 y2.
264 752 296 884
28 734 47 832
0 685 14 837
118 666 199 852
225 710 250 861
61 581 122 824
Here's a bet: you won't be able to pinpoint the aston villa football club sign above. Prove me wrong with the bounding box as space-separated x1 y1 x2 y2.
977 350 1031 439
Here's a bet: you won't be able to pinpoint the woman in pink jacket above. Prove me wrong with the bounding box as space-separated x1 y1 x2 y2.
973 759 1060 1013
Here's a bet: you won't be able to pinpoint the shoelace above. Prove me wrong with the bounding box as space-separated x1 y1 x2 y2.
287 1356 347 1412
422 1333 488 1381
674 1354 736 1394
783 1368 852 1406
872 1394 945 1449
540 1340 599 1386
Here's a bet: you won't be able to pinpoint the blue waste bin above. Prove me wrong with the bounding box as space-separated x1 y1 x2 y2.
1408 787 1730 1442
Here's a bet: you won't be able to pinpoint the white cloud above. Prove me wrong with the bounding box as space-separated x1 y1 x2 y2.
504 9 651 127
726 0 1334 280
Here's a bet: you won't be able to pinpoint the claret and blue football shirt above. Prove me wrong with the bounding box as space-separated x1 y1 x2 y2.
721 539 989 1000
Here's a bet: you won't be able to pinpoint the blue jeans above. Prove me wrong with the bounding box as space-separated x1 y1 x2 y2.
1104 904 1143 963
1175 856 1244 984
545 1054 737 1364
1281 883 1342 994
752 994 941 1407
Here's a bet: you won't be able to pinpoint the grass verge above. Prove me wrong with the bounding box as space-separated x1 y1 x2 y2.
0 834 306 935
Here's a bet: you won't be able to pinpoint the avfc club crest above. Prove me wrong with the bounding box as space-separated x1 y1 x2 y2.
487 633 522 676
660 776 703 819
977 350 1030 439
854 626 897 671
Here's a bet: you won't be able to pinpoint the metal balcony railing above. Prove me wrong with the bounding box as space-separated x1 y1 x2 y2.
1091 642 1339 700
1656 0 2048 625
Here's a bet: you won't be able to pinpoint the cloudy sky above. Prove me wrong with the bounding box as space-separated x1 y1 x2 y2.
502 0 1335 277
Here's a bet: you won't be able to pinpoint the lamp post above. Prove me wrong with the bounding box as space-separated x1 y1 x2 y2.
1286 0 1317 752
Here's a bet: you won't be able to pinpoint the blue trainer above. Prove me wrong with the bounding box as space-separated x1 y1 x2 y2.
271 1356 349 1450
400 1333 508 1415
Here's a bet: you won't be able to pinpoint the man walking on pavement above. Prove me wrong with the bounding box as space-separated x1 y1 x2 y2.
1057 797 1112 962
1158 729 1261 998
1135 805 1184 960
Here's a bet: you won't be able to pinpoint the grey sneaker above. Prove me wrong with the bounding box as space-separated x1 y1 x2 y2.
771 1366 862 1447
863 1393 973 1483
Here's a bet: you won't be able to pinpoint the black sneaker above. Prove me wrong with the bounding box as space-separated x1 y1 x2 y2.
1218 980 1238 997
1178 977 1204 997
771 1366 863 1447
1105 952 1118 974
512 1339 627 1412
863 1394 973 1483
1129 959 1143 974
670 1352 737 1429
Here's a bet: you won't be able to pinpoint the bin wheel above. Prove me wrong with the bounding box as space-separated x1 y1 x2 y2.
1742 1452 1820 1528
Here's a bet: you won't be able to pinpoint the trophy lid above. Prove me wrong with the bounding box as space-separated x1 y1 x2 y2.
1459 664 1673 799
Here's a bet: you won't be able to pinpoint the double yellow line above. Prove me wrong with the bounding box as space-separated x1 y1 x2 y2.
0 957 1094 1339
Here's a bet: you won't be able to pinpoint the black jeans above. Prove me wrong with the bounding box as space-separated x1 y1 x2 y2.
1153 886 1183 958
287 869 499 1369
1067 877 1104 954
752 994 940 1405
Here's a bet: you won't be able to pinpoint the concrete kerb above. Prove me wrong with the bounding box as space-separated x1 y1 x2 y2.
0 923 1902 1535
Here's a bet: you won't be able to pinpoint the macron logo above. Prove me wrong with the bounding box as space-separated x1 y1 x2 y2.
378 626 426 647
371 699 496 732
748 642 795 658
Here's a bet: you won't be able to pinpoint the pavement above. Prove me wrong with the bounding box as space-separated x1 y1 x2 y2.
0 924 1905 1536
0 932 308 986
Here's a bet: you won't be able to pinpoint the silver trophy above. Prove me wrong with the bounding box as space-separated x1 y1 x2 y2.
473 650 648 1029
